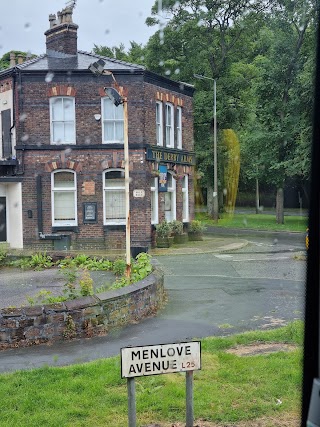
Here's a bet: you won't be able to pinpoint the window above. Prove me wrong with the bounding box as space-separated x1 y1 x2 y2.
156 101 163 146
164 172 176 221
102 97 124 143
176 106 182 149
51 170 77 226
151 177 159 224
182 175 189 222
103 169 125 224
165 103 174 148
50 97 75 144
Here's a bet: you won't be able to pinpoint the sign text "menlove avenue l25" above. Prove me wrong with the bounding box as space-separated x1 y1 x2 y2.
121 341 201 378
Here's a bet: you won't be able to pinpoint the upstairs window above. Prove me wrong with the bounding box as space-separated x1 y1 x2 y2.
50 97 75 144
103 169 125 224
51 170 77 226
102 97 124 143
165 103 174 148
176 106 182 149
156 101 163 146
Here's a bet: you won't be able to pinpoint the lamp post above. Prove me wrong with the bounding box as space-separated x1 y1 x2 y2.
104 87 131 277
194 74 219 222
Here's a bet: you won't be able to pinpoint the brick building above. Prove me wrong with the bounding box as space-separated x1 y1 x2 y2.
0 7 195 252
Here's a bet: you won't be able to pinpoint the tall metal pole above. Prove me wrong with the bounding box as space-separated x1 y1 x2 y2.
213 79 219 222
123 99 131 277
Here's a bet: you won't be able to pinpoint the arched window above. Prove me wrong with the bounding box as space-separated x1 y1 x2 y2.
103 169 125 224
51 170 77 226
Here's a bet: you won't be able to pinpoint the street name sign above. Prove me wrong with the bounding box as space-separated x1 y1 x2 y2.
121 341 201 378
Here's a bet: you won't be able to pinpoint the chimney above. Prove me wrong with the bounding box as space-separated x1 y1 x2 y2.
17 54 24 65
44 7 78 56
10 52 16 67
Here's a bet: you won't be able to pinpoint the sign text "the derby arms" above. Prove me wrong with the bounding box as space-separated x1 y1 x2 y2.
146 148 195 166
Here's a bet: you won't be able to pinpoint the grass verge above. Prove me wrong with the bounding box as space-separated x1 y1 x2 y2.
0 321 303 427
196 212 307 233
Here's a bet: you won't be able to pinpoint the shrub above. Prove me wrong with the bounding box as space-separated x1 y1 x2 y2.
155 220 172 238
79 269 94 296
188 220 206 233
170 220 184 235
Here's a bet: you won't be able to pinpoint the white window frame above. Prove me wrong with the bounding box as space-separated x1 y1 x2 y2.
182 175 189 222
50 97 76 144
103 169 126 225
151 177 159 225
164 172 176 222
101 97 124 144
176 106 182 149
156 101 163 146
51 170 77 226
165 103 174 148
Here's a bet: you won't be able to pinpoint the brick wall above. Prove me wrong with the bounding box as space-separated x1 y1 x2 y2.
15 73 194 251
0 269 165 349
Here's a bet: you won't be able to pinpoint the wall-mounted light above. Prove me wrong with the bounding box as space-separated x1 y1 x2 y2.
94 114 101 121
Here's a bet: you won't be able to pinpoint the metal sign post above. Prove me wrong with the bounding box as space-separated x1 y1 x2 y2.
121 341 201 427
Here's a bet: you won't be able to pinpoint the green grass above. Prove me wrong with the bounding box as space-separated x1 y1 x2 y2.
196 212 308 232
0 321 303 426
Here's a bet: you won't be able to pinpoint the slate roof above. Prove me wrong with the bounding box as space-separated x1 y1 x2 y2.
0 50 145 75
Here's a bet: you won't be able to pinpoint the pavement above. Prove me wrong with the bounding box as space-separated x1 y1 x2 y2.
0 231 305 372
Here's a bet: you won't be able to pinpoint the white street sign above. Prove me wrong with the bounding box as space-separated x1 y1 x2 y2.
121 341 201 378
133 189 145 198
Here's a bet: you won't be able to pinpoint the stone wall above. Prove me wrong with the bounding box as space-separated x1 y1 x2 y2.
0 269 165 349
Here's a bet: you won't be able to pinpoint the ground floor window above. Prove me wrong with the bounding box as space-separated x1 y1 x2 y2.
182 175 189 222
103 169 125 225
151 177 159 224
164 172 176 222
51 170 77 226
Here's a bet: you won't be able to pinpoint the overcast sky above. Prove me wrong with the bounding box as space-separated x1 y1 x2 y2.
0 0 157 56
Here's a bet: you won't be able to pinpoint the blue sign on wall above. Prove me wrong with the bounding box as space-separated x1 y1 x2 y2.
159 165 168 192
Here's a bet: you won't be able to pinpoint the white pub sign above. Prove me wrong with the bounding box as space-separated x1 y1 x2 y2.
121 341 201 378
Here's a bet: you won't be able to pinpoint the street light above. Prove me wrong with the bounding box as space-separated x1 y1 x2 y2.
194 74 219 222
104 86 131 277
88 59 131 276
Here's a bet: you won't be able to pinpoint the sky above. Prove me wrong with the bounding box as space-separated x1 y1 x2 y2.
0 0 157 56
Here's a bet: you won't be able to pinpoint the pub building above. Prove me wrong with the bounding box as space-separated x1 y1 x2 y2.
0 6 195 253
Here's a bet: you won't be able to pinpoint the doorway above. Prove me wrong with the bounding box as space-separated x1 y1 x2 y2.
0 197 7 242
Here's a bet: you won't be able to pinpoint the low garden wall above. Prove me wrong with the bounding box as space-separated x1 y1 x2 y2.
0 269 165 349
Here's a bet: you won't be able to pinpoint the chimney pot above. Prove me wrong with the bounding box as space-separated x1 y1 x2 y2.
49 14 56 28
17 54 24 64
10 52 16 67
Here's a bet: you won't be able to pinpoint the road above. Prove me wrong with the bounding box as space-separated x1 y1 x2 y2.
0 233 306 372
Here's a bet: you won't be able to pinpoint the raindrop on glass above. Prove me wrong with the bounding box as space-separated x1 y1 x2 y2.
174 68 180 75
159 61 164 66
165 70 171 76
19 113 28 122
105 29 110 35
45 72 54 83
21 134 29 142
24 23 31 31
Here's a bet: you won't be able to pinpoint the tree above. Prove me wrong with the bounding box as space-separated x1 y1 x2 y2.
249 0 318 222
146 0 275 219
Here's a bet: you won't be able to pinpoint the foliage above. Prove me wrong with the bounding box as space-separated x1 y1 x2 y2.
13 253 53 271
0 248 7 265
78 270 94 296
130 253 153 283
169 220 184 235
188 220 206 233
0 50 36 70
112 258 127 277
58 255 112 271
155 220 172 238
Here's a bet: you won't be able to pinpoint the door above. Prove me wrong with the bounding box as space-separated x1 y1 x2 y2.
0 197 7 242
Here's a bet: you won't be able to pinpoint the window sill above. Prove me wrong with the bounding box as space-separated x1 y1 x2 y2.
52 226 79 232
103 225 126 232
